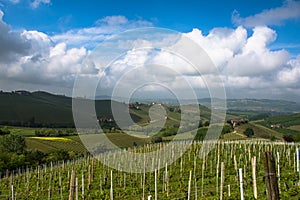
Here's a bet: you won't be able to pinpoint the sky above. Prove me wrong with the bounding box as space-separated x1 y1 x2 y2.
0 0 300 101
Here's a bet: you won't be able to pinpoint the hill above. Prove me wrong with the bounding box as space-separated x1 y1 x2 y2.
263 113 300 127
225 98 300 115
0 91 189 128
0 91 144 127
257 112 300 136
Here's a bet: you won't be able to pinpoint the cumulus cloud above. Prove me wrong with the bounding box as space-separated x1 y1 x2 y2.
277 55 300 86
185 26 289 77
0 10 89 87
0 10 30 63
0 12 154 91
0 8 299 100
232 0 300 27
224 26 289 76
30 0 51 9
185 26 247 69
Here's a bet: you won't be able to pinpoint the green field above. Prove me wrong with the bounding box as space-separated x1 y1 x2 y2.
263 113 300 128
289 125 300 132
234 122 283 140
255 113 300 137
4 126 153 154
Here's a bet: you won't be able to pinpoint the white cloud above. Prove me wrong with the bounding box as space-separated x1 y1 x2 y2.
277 55 300 86
9 0 20 4
51 16 153 49
30 0 51 9
0 9 299 100
0 10 31 63
0 10 89 87
0 12 154 89
96 16 129 26
185 26 289 77
232 0 300 27
224 26 289 76
185 26 247 69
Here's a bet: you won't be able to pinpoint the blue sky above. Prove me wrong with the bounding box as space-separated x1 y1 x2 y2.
0 0 300 101
3 0 298 43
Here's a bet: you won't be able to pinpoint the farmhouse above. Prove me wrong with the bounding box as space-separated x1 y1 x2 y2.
15 90 31 95
98 116 114 123
230 119 248 128
270 124 282 129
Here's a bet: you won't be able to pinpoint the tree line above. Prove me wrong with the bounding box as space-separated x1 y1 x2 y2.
0 134 83 173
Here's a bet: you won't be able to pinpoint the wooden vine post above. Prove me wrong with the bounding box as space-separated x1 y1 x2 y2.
220 162 225 200
110 170 113 200
251 156 257 199
239 168 244 200
188 170 192 200
69 170 76 200
154 169 157 200
263 151 280 200
81 173 85 199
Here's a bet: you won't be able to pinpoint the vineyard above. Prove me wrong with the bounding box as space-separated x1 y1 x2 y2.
0 140 299 199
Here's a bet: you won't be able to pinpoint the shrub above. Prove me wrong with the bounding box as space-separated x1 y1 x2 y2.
244 128 254 137
283 135 294 142
0 134 26 154
151 136 163 143
0 126 10 135
195 128 208 141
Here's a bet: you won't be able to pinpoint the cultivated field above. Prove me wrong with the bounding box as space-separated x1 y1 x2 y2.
0 140 299 199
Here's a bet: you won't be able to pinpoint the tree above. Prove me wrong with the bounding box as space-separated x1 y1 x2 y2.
47 150 70 162
222 125 233 135
195 128 208 141
293 134 300 142
283 135 294 142
151 136 163 143
0 126 10 135
0 134 26 154
204 121 210 127
26 150 45 165
244 128 254 137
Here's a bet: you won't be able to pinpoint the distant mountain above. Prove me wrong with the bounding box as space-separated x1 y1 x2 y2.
130 97 300 114
224 99 300 114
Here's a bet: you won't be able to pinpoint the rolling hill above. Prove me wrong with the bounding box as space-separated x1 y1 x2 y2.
0 91 185 128
0 91 142 127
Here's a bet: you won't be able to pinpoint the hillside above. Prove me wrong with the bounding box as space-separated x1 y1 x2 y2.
233 122 283 140
0 91 74 127
0 91 188 128
263 113 300 127
257 112 300 136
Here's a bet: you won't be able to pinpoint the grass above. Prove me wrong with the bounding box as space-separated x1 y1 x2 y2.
9 127 36 136
289 125 300 132
79 132 151 150
234 122 283 140
25 136 87 153
264 113 300 127
25 138 58 152
222 132 247 140
12 126 152 153
0 91 74 126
